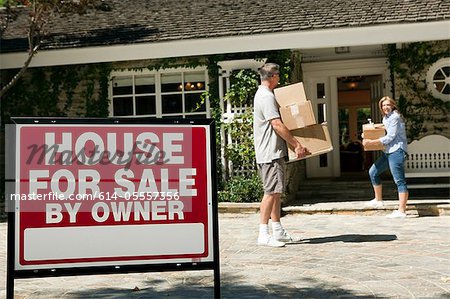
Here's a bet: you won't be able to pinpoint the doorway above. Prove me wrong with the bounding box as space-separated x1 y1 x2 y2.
337 75 382 173
302 57 391 178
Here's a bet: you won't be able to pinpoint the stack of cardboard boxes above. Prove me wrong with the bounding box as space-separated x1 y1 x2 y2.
362 122 385 151
274 82 333 162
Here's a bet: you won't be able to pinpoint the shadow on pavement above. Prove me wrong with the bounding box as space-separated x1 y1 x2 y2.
65 273 382 298
294 234 397 244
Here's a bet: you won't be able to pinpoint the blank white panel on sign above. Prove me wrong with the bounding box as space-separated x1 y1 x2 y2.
24 223 205 261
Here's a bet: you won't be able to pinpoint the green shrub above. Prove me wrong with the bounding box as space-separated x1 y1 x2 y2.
218 174 263 203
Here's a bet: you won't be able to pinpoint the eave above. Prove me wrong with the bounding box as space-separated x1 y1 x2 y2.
1 20 449 70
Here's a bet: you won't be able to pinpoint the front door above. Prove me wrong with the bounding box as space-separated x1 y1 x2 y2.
302 58 391 178
303 77 335 177
337 75 383 173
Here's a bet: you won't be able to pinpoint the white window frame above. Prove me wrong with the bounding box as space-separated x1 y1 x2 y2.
109 67 210 118
426 57 450 102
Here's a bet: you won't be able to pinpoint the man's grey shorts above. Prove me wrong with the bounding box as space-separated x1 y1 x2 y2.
257 158 286 194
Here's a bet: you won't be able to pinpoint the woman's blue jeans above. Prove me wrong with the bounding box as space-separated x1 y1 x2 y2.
368 149 408 193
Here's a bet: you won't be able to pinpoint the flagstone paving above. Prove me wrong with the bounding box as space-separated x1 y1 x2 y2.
0 211 449 298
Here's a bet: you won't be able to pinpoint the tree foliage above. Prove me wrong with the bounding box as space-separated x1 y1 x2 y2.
0 0 106 100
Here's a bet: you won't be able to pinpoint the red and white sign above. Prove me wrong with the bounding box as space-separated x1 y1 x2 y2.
13 123 214 270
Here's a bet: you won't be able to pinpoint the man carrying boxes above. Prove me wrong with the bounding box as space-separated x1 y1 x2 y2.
253 63 310 247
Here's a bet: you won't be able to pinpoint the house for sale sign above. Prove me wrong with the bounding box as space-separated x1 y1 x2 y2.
7 119 217 272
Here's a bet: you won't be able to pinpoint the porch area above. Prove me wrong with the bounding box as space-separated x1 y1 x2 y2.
290 173 450 205
219 172 450 217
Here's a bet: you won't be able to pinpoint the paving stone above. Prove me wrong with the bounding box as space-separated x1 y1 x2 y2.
0 210 449 298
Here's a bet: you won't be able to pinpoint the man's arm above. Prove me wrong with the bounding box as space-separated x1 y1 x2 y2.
270 118 309 159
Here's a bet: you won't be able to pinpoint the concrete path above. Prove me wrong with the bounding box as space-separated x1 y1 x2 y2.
220 199 450 216
1 207 449 298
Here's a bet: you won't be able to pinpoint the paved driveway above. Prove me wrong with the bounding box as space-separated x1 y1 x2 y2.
1 213 449 298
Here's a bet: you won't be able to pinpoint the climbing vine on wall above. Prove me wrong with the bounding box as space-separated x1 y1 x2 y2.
0 50 293 201
224 69 260 107
1 63 112 123
84 64 111 117
387 41 449 140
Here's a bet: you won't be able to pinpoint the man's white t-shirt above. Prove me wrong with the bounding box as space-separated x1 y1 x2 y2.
253 85 287 164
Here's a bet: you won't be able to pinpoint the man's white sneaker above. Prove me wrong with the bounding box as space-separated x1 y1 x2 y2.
257 236 285 247
273 230 299 243
365 198 384 208
386 210 407 219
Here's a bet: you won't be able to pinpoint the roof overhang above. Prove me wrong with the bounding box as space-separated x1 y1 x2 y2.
1 20 449 69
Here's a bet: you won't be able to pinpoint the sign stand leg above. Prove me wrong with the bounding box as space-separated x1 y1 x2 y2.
6 212 15 299
211 121 221 299
6 272 14 299
213 267 221 299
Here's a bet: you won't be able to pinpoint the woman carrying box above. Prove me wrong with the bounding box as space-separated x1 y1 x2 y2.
363 96 409 218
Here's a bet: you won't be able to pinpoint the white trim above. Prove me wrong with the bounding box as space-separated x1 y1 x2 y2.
218 59 266 75
1 21 449 69
302 58 389 74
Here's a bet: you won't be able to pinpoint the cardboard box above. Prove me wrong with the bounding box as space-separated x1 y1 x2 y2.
279 101 316 130
287 124 333 163
274 83 333 161
362 123 385 151
274 82 307 103
274 82 316 129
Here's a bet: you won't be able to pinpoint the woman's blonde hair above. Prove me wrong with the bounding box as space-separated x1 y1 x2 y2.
378 96 399 115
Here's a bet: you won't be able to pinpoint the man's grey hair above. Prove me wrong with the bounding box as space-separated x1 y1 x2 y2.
259 63 280 81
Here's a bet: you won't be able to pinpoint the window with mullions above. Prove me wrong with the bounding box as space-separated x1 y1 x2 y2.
427 58 450 102
110 69 208 118
112 75 156 117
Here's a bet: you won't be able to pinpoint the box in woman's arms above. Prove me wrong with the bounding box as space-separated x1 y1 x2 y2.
362 123 385 151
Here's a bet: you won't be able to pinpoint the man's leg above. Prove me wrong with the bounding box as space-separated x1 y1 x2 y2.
257 160 285 247
269 193 298 242
258 193 285 247
270 193 282 222
260 193 276 226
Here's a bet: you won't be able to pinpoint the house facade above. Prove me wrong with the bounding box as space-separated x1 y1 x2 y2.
1 0 449 200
